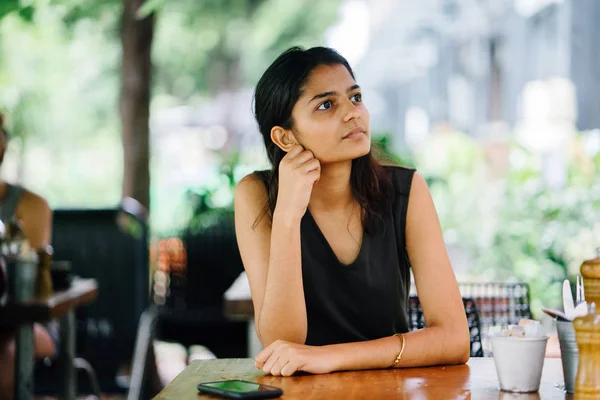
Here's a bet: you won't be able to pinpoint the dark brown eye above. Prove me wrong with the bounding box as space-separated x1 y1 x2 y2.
317 100 333 110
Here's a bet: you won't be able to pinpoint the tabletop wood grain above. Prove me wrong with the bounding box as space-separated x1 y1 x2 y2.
154 357 571 400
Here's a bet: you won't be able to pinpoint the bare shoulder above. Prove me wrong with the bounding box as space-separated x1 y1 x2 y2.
236 172 267 194
235 173 269 207
15 188 52 248
234 172 270 229
18 188 51 214
409 172 430 198
406 172 437 221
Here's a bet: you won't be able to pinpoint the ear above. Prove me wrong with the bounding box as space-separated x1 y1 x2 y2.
270 126 298 152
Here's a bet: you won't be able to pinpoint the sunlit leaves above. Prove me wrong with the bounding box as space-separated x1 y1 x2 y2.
0 0 20 21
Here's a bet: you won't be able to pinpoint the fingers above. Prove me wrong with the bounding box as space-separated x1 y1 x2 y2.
283 149 314 169
253 341 307 377
269 357 290 376
280 360 299 377
284 144 304 158
281 143 311 162
261 352 298 376
261 354 280 375
255 342 276 366
255 340 290 376
291 150 314 166
280 147 320 184
300 158 320 174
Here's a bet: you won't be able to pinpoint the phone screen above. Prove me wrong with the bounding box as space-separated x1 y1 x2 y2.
199 380 278 394
198 379 283 398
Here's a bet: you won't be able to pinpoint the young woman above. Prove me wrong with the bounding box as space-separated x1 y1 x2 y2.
234 47 469 377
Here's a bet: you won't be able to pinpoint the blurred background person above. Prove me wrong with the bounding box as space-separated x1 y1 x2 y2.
0 112 55 399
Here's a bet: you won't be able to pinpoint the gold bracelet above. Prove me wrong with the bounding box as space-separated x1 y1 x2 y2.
390 333 405 368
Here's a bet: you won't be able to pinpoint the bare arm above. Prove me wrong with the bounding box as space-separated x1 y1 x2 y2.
235 146 320 347
256 172 469 375
234 175 307 347
16 189 52 249
402 172 470 366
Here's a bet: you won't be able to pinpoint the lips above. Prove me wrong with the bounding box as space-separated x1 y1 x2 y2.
343 127 365 139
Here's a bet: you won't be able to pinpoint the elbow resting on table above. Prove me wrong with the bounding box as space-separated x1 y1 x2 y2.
451 341 471 365
447 321 471 364
256 319 307 348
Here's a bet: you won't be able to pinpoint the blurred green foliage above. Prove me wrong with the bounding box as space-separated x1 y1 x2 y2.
0 0 340 226
411 128 600 316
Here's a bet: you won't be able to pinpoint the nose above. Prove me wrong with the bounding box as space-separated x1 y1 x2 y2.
342 99 361 123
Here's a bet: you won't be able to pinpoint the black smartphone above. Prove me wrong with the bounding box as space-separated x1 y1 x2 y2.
197 380 283 399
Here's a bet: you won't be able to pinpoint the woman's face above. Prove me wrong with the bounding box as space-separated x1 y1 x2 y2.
289 63 370 164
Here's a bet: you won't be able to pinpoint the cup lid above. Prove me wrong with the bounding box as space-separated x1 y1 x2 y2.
490 335 549 342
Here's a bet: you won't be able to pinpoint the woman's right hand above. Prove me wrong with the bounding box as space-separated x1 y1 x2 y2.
275 144 320 222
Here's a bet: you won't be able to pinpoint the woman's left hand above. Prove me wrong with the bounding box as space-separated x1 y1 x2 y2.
255 340 336 376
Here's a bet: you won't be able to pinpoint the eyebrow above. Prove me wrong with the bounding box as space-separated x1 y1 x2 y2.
308 84 361 104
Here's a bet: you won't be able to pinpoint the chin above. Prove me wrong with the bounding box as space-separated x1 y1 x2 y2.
351 139 371 158
341 144 371 162
319 139 371 164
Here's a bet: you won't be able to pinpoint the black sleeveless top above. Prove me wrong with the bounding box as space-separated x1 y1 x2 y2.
255 166 415 346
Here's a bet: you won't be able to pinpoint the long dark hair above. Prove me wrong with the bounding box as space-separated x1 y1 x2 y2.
253 46 393 234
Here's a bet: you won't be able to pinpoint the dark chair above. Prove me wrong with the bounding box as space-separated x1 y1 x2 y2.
407 295 484 357
35 198 149 396
458 282 532 326
410 281 532 356
153 217 247 357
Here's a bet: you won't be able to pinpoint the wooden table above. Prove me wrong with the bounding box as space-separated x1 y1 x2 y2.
0 278 98 400
154 358 571 399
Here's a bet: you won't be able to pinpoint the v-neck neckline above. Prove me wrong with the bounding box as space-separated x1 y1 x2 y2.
305 208 366 267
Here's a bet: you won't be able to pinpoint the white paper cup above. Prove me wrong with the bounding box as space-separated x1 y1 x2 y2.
490 335 549 393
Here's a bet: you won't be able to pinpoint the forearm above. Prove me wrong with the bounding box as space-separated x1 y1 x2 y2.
328 325 470 372
257 212 307 346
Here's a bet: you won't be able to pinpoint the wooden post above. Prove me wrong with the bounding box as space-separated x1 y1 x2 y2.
120 0 154 210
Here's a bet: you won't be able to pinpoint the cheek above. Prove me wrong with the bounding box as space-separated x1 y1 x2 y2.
293 121 336 150
360 104 370 122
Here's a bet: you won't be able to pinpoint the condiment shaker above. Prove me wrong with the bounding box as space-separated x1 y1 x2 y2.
573 304 600 398
580 248 600 307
